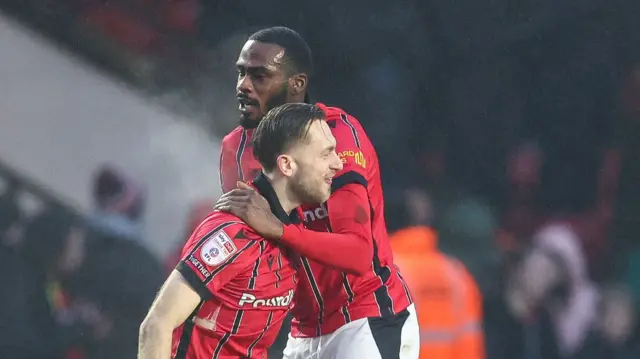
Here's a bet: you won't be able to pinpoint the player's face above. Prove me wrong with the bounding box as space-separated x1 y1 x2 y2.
288 121 343 204
236 41 291 128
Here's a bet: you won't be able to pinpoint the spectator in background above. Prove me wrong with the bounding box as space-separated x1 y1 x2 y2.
389 188 484 359
88 164 145 242
391 226 485 359
64 223 163 359
0 194 43 359
14 208 87 359
506 156 600 359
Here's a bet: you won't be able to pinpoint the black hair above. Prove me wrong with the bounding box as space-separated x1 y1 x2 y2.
248 26 313 76
253 103 325 172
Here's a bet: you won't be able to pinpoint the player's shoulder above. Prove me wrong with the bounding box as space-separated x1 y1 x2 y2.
189 212 263 266
315 102 368 140
221 126 246 146
192 212 259 242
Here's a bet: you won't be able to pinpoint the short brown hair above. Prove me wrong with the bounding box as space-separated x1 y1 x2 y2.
252 103 325 172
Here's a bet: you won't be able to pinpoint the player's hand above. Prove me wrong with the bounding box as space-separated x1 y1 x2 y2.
214 181 284 239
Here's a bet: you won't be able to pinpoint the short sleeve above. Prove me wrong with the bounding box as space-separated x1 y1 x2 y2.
330 113 370 191
177 220 258 300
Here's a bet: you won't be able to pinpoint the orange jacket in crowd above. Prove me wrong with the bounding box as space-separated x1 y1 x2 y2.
390 226 485 359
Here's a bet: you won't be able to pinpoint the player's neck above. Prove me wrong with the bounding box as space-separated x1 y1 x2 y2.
263 173 299 214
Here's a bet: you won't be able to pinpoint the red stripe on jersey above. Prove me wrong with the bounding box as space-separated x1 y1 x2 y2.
211 310 244 359
300 256 324 336
246 311 274 357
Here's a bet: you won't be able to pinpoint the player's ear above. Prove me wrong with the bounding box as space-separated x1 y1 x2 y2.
276 154 295 177
290 73 307 95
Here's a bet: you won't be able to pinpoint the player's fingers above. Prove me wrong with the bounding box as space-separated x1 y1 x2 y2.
236 181 254 190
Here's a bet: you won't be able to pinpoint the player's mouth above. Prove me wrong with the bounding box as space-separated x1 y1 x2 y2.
325 176 333 185
237 96 259 113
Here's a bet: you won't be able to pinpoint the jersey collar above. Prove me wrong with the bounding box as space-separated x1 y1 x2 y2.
252 172 301 225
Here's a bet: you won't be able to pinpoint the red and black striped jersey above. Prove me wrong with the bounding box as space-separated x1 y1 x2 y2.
218 103 413 338
173 173 298 359
220 127 261 193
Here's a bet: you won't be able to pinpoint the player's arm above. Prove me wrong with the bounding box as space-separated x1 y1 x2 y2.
214 122 374 275
279 183 373 275
139 220 254 359
138 270 201 359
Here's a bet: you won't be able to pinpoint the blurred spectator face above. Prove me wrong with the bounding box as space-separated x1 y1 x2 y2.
404 189 433 226
236 40 299 127
507 143 542 188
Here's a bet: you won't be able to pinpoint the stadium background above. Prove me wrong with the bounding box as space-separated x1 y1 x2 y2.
0 0 639 358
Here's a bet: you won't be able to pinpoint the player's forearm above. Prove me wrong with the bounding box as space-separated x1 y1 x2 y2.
138 319 173 359
281 225 371 274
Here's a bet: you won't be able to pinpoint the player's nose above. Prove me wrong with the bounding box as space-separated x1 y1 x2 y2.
236 74 253 94
330 152 343 172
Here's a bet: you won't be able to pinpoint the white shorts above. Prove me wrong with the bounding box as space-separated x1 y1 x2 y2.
282 304 419 359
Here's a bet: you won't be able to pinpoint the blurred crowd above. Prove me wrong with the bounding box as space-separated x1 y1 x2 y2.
2 0 640 358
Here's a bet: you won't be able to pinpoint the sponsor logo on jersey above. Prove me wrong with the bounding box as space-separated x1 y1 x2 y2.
238 289 294 308
338 150 366 168
303 203 328 223
200 230 237 266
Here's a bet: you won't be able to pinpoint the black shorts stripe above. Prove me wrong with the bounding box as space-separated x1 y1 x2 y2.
246 311 274 357
248 241 266 289
173 301 204 359
340 113 361 148
301 256 324 336
368 308 410 359
340 272 355 323
236 129 248 181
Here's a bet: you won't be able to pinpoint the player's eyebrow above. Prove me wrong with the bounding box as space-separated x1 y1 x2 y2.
323 144 336 154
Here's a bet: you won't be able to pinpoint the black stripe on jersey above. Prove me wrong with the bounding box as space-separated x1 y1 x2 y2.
395 264 414 303
274 251 283 289
248 241 266 289
212 310 244 359
331 171 368 193
204 241 258 286
340 113 361 148
246 311 274 357
340 272 355 323
236 129 248 181
219 149 225 191
173 301 204 359
371 235 394 317
301 256 324 336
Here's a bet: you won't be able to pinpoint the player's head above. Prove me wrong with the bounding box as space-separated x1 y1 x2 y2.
253 103 342 205
236 27 313 128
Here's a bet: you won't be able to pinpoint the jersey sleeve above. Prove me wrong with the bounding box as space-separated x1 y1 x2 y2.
280 183 373 274
176 220 259 300
219 136 241 193
330 114 369 191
